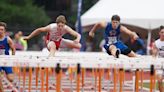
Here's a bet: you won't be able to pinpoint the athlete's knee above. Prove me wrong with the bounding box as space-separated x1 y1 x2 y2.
109 45 116 50
72 42 81 49
7 74 14 82
48 41 56 50
108 45 117 53
77 43 82 49
127 51 136 57
109 45 116 48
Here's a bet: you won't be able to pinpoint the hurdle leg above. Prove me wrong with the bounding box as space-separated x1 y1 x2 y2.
0 72 4 92
46 68 49 92
18 66 21 91
49 68 53 76
81 68 85 92
135 69 139 92
95 68 98 91
98 69 102 92
77 64 81 92
107 69 111 92
122 68 125 92
55 63 61 92
13 67 17 74
113 68 117 92
119 68 123 92
101 69 105 89
153 70 156 92
150 65 155 92
41 68 45 92
35 67 39 91
140 69 143 92
69 67 73 92
13 66 21 91
91 68 95 90
28 67 32 92
22 67 26 91
60 69 63 91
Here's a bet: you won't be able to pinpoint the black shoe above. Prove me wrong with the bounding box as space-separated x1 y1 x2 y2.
115 49 120 58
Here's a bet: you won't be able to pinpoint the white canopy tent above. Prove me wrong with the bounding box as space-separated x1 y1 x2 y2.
81 0 164 54
81 0 164 29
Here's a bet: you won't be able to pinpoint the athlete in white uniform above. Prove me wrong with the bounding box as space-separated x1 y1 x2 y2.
152 25 164 92
24 15 81 57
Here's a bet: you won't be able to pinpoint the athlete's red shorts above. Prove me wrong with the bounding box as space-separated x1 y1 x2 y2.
46 32 61 50
53 39 61 50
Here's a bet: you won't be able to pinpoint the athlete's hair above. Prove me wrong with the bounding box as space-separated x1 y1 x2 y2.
0 22 7 30
160 25 164 31
56 15 67 24
111 15 120 21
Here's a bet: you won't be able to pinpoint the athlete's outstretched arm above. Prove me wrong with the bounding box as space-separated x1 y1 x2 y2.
120 26 139 40
89 21 107 38
24 26 50 40
8 37 15 55
66 26 81 43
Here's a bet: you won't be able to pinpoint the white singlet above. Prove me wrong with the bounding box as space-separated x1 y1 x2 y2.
48 23 69 41
155 39 164 76
155 39 164 58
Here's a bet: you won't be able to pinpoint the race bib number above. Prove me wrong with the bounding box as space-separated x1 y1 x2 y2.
108 37 117 44
0 49 5 55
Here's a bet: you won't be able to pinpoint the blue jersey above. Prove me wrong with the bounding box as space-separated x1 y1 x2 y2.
0 36 13 74
0 36 10 55
104 23 121 45
103 23 131 55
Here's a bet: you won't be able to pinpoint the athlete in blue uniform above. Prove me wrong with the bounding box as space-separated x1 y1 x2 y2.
89 15 138 58
0 22 15 91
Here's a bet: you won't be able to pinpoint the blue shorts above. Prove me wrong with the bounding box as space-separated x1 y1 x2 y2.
104 41 131 55
0 67 13 74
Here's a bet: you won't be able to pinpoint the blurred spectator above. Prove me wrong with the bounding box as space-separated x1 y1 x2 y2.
125 33 146 55
5 31 13 36
85 36 93 51
39 35 50 52
38 35 47 50
13 33 24 50
99 39 106 52
17 31 28 50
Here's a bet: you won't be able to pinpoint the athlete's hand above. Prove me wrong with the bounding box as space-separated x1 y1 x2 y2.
89 31 95 38
133 32 139 40
23 36 30 40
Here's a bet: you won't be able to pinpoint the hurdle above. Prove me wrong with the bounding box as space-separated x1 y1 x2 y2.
0 51 163 92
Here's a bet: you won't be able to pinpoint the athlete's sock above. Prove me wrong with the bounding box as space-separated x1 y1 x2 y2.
115 49 120 58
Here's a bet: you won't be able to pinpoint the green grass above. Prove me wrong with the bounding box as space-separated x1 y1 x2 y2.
143 82 164 89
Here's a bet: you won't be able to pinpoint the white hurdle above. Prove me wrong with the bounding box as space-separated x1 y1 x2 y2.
0 51 163 92
0 51 163 69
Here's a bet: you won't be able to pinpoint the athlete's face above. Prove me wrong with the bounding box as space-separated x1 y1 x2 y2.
159 28 164 40
0 26 5 36
57 22 65 30
111 20 120 30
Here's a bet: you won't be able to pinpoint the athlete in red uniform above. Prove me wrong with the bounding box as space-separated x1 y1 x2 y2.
24 15 81 57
